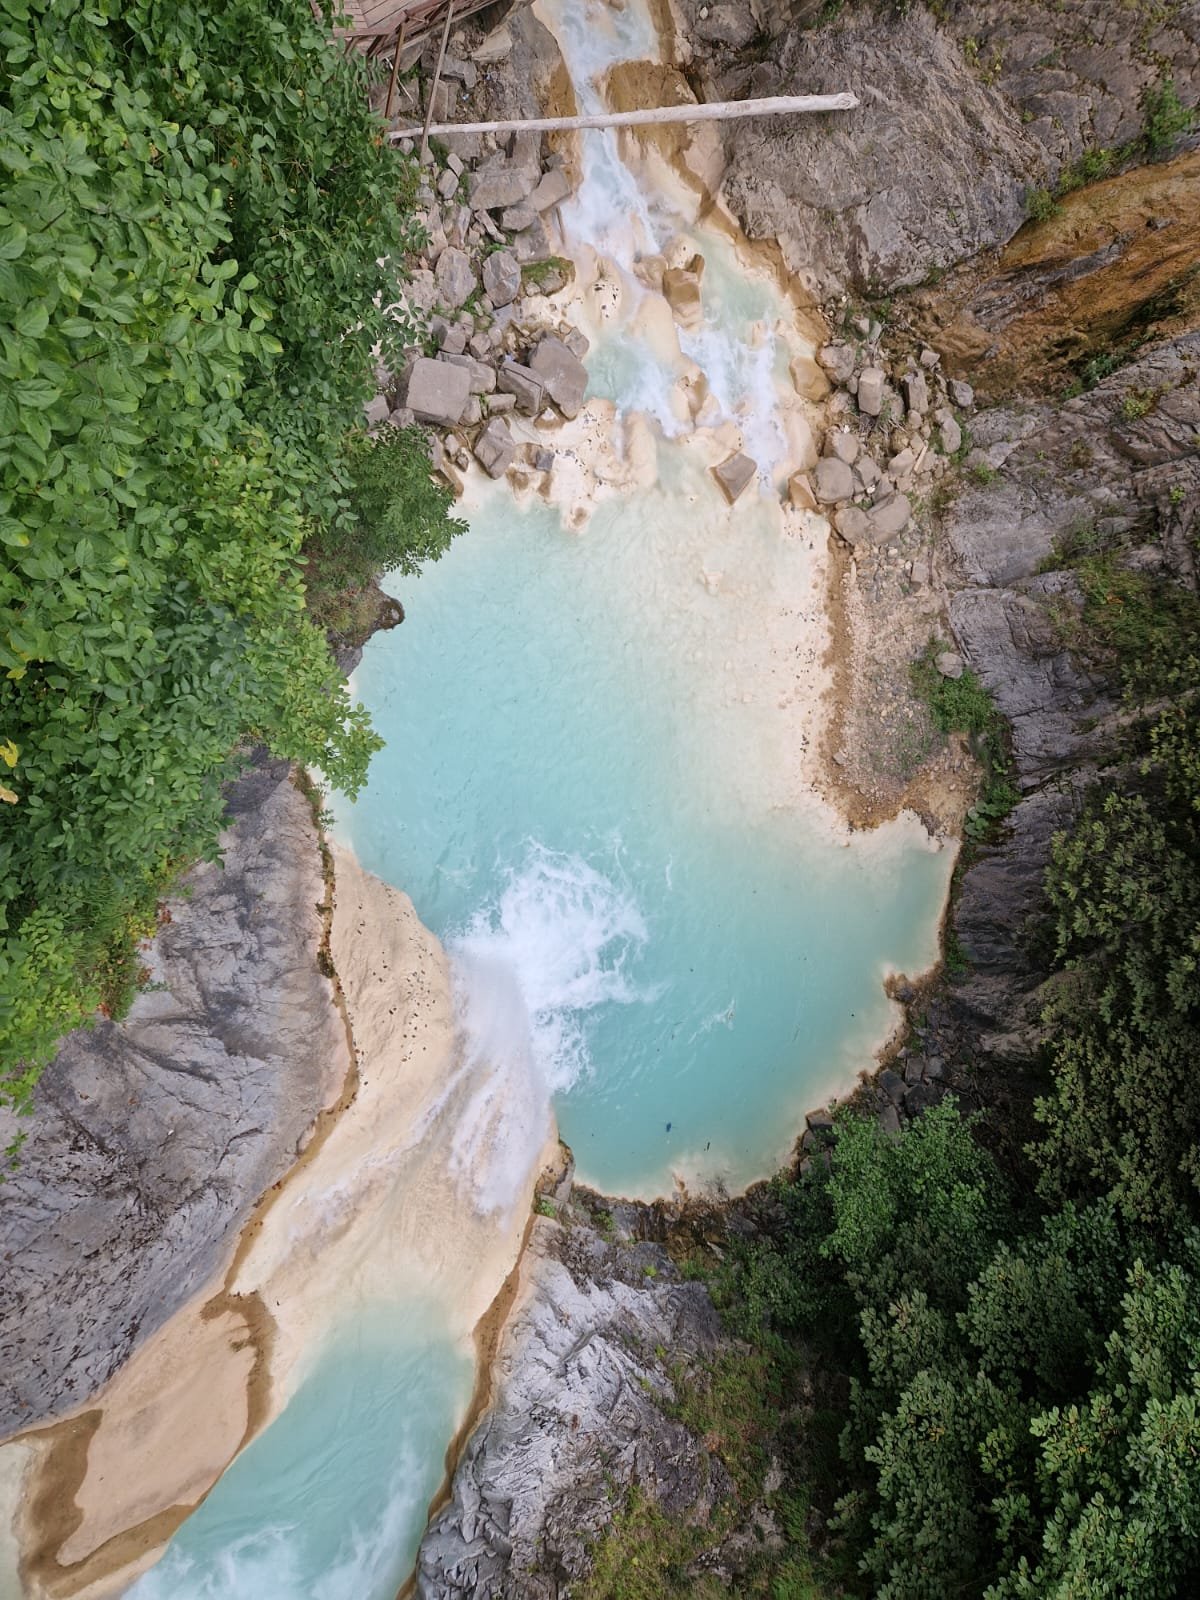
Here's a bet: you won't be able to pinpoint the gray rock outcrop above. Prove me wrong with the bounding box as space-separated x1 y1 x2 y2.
942 331 1200 1046
416 1202 728 1600
678 1 1199 297
0 758 348 1436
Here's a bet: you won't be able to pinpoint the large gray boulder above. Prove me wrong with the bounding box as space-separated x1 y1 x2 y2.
474 417 516 479
435 246 477 310
0 758 347 1435
405 357 471 426
528 336 588 419
481 249 522 308
496 361 545 416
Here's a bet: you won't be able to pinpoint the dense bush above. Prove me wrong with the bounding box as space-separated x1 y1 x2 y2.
0 0 457 1108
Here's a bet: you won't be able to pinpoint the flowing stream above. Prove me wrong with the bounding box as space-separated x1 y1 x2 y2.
98 2 956 1593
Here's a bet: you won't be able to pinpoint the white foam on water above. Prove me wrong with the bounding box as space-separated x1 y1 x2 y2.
444 843 652 1214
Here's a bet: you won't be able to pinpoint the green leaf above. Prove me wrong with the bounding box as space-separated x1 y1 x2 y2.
14 302 48 339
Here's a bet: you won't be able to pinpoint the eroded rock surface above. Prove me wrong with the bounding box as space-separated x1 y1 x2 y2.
676 0 1199 297
943 331 1200 1044
417 1201 728 1600
0 759 348 1437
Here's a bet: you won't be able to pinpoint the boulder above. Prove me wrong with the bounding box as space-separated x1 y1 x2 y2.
438 352 497 394
482 249 522 308
789 352 831 402
529 167 572 213
815 456 855 503
404 356 471 426
435 247 476 310
497 361 545 416
513 216 553 265
834 505 872 546
468 156 538 213
474 417 517 479
939 414 963 454
364 393 390 427
695 2 758 49
662 255 704 330
904 370 930 414
824 428 859 465
788 471 817 511
486 391 517 413
472 25 513 64
936 651 965 680
500 203 537 233
867 490 912 541
856 367 886 416
818 343 855 385
712 451 756 503
949 379 975 408
529 337 588 419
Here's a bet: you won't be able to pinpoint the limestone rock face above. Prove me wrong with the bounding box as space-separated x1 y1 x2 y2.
679 0 1198 297
415 1208 728 1600
941 332 1200 1051
0 759 347 1436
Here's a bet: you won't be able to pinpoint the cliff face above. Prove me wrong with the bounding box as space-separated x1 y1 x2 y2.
0 759 349 1437
944 329 1200 1059
671 0 1199 297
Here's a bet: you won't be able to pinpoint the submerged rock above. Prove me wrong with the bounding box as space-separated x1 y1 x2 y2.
713 450 757 503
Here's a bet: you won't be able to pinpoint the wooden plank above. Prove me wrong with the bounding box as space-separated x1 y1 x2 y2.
389 91 860 141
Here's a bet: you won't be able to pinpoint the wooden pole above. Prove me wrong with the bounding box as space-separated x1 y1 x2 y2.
384 21 406 122
419 2 455 165
392 90 859 143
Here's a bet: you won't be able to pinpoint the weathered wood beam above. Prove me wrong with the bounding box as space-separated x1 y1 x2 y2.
390 91 859 142
418 1 456 165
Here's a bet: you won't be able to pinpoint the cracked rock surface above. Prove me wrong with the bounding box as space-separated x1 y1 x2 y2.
0 757 348 1437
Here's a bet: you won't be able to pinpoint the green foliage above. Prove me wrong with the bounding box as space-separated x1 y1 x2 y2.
1142 75 1195 156
305 426 464 620
715 1101 1200 1600
1035 706 1200 1225
0 0 451 1104
911 641 1018 840
1024 186 1060 223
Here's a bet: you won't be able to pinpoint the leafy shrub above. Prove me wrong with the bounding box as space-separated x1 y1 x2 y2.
1142 75 1196 156
305 426 465 619
0 0 452 1107
910 642 1018 838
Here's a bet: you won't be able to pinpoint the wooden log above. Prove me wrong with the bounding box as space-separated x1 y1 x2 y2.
390 91 859 142
418 1 455 165
384 21 406 121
